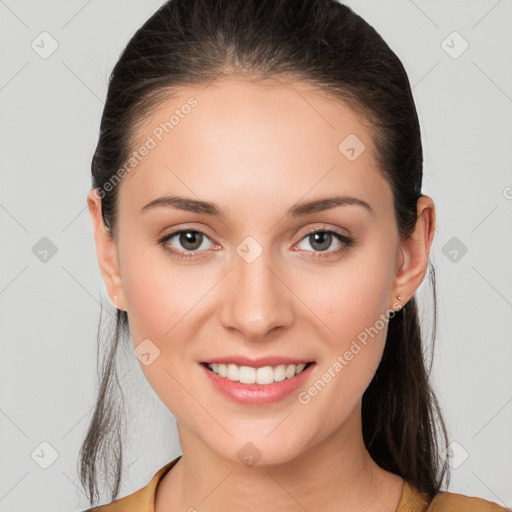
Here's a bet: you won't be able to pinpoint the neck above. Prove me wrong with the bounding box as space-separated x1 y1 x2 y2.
155 406 404 512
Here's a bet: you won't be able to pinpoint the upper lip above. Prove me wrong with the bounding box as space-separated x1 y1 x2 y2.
201 356 315 368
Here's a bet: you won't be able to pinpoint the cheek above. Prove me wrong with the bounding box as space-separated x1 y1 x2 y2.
120 243 210 344
119 250 209 422
311 248 395 340
303 246 395 401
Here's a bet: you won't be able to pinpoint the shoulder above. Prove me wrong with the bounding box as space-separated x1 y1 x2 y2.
79 456 182 512
400 481 510 512
78 486 154 512
427 490 510 511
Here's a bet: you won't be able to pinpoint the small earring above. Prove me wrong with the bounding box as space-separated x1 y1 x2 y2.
114 295 118 302
393 295 403 311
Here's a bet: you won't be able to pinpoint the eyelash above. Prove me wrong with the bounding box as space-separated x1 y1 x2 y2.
157 227 354 261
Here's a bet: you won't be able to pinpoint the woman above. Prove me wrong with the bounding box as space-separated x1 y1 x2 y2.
80 0 508 510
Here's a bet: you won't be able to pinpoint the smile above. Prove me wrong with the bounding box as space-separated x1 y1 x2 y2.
203 362 314 385
200 361 316 405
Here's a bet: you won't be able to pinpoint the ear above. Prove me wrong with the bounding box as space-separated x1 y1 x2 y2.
390 195 436 308
87 188 126 310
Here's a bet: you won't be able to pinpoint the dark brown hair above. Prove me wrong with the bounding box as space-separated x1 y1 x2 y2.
79 0 449 506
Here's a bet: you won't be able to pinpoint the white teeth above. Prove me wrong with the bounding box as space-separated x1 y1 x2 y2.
206 362 310 384
227 363 239 381
217 363 227 377
296 363 306 374
274 364 287 382
239 366 256 384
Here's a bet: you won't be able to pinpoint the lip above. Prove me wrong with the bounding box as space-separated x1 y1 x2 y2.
199 361 316 405
201 355 314 368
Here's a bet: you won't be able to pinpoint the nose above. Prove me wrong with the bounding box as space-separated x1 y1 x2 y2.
219 249 295 342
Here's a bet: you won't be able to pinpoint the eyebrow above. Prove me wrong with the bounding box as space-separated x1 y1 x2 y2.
140 194 374 217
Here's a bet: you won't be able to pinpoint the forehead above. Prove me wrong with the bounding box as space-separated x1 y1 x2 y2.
132 77 373 153
117 77 392 221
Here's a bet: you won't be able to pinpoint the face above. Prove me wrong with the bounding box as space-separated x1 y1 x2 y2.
89 77 423 466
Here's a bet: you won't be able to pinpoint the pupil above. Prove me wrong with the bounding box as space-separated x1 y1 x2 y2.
311 232 331 251
181 231 202 250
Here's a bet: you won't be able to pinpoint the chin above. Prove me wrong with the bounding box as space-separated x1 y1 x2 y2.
205 428 310 468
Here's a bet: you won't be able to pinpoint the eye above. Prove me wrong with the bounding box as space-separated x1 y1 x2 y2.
158 229 215 259
293 228 354 258
158 226 354 260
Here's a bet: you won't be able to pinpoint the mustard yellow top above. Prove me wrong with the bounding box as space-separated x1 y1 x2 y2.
83 456 509 512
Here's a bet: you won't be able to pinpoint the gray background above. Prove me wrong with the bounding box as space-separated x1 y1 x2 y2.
0 1 511 510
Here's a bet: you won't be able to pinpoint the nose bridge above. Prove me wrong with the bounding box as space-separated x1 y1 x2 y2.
219 241 294 340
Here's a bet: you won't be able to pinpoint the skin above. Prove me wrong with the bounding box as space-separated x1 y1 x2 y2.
87 77 435 512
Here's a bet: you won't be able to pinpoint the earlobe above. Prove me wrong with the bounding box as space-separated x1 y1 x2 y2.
390 195 436 308
86 188 126 310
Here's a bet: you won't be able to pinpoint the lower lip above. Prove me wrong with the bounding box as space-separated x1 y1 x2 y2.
199 363 316 405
